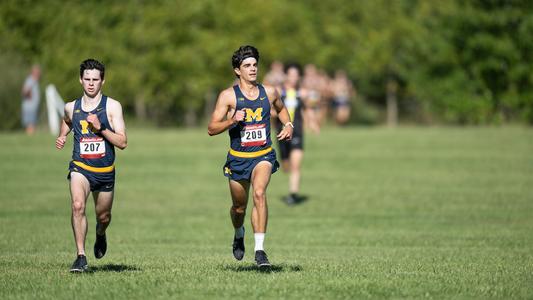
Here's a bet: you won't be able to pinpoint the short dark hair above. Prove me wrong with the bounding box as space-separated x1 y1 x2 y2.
80 59 105 80
231 45 259 69
284 62 302 74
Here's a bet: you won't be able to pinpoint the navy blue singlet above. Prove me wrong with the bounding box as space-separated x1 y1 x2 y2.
228 84 272 154
71 95 115 170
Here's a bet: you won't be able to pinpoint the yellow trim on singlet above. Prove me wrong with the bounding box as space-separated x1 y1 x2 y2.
229 147 272 158
73 161 115 173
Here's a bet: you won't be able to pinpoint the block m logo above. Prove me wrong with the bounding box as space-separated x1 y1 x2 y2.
245 108 263 122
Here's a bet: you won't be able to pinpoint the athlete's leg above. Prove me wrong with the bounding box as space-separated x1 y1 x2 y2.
229 180 250 229
281 159 290 173
250 161 273 234
69 172 91 256
278 141 290 172
318 100 328 125
251 161 273 266
336 105 351 125
289 149 304 194
229 179 249 260
93 191 114 235
92 190 113 259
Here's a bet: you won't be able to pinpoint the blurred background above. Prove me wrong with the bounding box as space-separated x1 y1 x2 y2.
1 2 533 297
1 0 532 131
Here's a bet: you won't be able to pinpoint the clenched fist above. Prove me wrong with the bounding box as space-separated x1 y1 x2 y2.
87 113 102 131
56 135 67 149
233 109 246 123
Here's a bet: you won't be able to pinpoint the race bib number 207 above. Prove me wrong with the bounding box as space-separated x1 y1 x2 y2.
80 137 106 159
240 124 267 147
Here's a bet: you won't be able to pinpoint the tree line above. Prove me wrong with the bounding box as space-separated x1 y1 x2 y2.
1 0 532 129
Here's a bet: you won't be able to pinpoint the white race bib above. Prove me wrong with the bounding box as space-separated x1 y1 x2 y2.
80 137 106 159
241 124 267 147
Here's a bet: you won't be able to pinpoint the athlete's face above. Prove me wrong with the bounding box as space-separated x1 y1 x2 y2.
79 69 104 98
235 57 258 82
286 67 300 87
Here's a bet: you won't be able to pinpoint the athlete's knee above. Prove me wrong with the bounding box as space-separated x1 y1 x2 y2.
97 211 112 225
290 162 301 173
71 200 86 216
231 204 247 215
253 188 266 203
281 161 290 172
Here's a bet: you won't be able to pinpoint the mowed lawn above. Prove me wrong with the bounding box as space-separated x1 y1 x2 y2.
0 126 532 299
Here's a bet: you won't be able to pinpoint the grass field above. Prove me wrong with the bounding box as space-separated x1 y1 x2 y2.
1 126 532 299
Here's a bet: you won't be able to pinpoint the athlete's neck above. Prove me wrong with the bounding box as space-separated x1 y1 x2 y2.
284 83 298 91
83 93 102 104
81 93 103 112
238 80 258 99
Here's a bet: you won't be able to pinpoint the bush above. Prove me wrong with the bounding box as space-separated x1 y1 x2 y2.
0 52 28 131
351 97 381 125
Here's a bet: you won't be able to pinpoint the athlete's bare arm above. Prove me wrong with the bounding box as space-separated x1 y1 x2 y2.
269 86 283 120
87 97 127 150
265 85 293 141
208 88 244 136
56 101 75 150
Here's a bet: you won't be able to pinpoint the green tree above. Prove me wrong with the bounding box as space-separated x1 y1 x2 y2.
2 0 532 128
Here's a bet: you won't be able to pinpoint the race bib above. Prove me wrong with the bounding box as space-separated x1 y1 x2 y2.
241 124 267 147
80 137 106 159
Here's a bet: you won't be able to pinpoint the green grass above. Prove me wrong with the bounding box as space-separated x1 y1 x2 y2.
1 126 532 299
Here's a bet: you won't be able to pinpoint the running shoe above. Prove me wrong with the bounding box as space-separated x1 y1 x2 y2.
70 255 88 273
255 250 271 268
232 232 245 261
282 194 297 205
94 232 107 259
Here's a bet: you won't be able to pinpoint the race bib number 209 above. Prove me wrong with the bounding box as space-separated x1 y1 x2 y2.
240 124 267 147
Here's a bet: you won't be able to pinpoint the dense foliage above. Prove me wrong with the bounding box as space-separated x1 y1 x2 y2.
1 0 532 128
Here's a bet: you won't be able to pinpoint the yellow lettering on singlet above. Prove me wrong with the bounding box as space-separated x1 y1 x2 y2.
245 108 263 122
80 120 89 134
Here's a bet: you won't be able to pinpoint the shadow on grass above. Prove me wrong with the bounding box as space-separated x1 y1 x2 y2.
86 263 142 273
222 263 302 273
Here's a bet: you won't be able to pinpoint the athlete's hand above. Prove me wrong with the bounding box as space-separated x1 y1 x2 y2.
277 124 293 141
233 109 246 123
56 135 67 150
87 113 102 131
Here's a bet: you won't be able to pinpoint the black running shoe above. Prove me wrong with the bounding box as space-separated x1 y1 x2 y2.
94 232 107 259
255 250 271 268
282 194 297 205
232 231 245 261
70 255 88 273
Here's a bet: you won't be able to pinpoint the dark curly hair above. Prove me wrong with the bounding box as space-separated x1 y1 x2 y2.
284 62 302 74
80 58 105 80
231 45 259 70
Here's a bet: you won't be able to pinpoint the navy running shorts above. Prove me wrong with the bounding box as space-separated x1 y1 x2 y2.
223 149 279 181
68 161 115 192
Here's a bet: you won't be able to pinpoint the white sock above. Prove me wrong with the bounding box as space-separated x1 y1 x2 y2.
254 233 265 252
235 226 245 239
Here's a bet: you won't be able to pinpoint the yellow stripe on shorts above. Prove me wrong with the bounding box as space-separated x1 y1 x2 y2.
73 161 115 173
229 147 273 158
